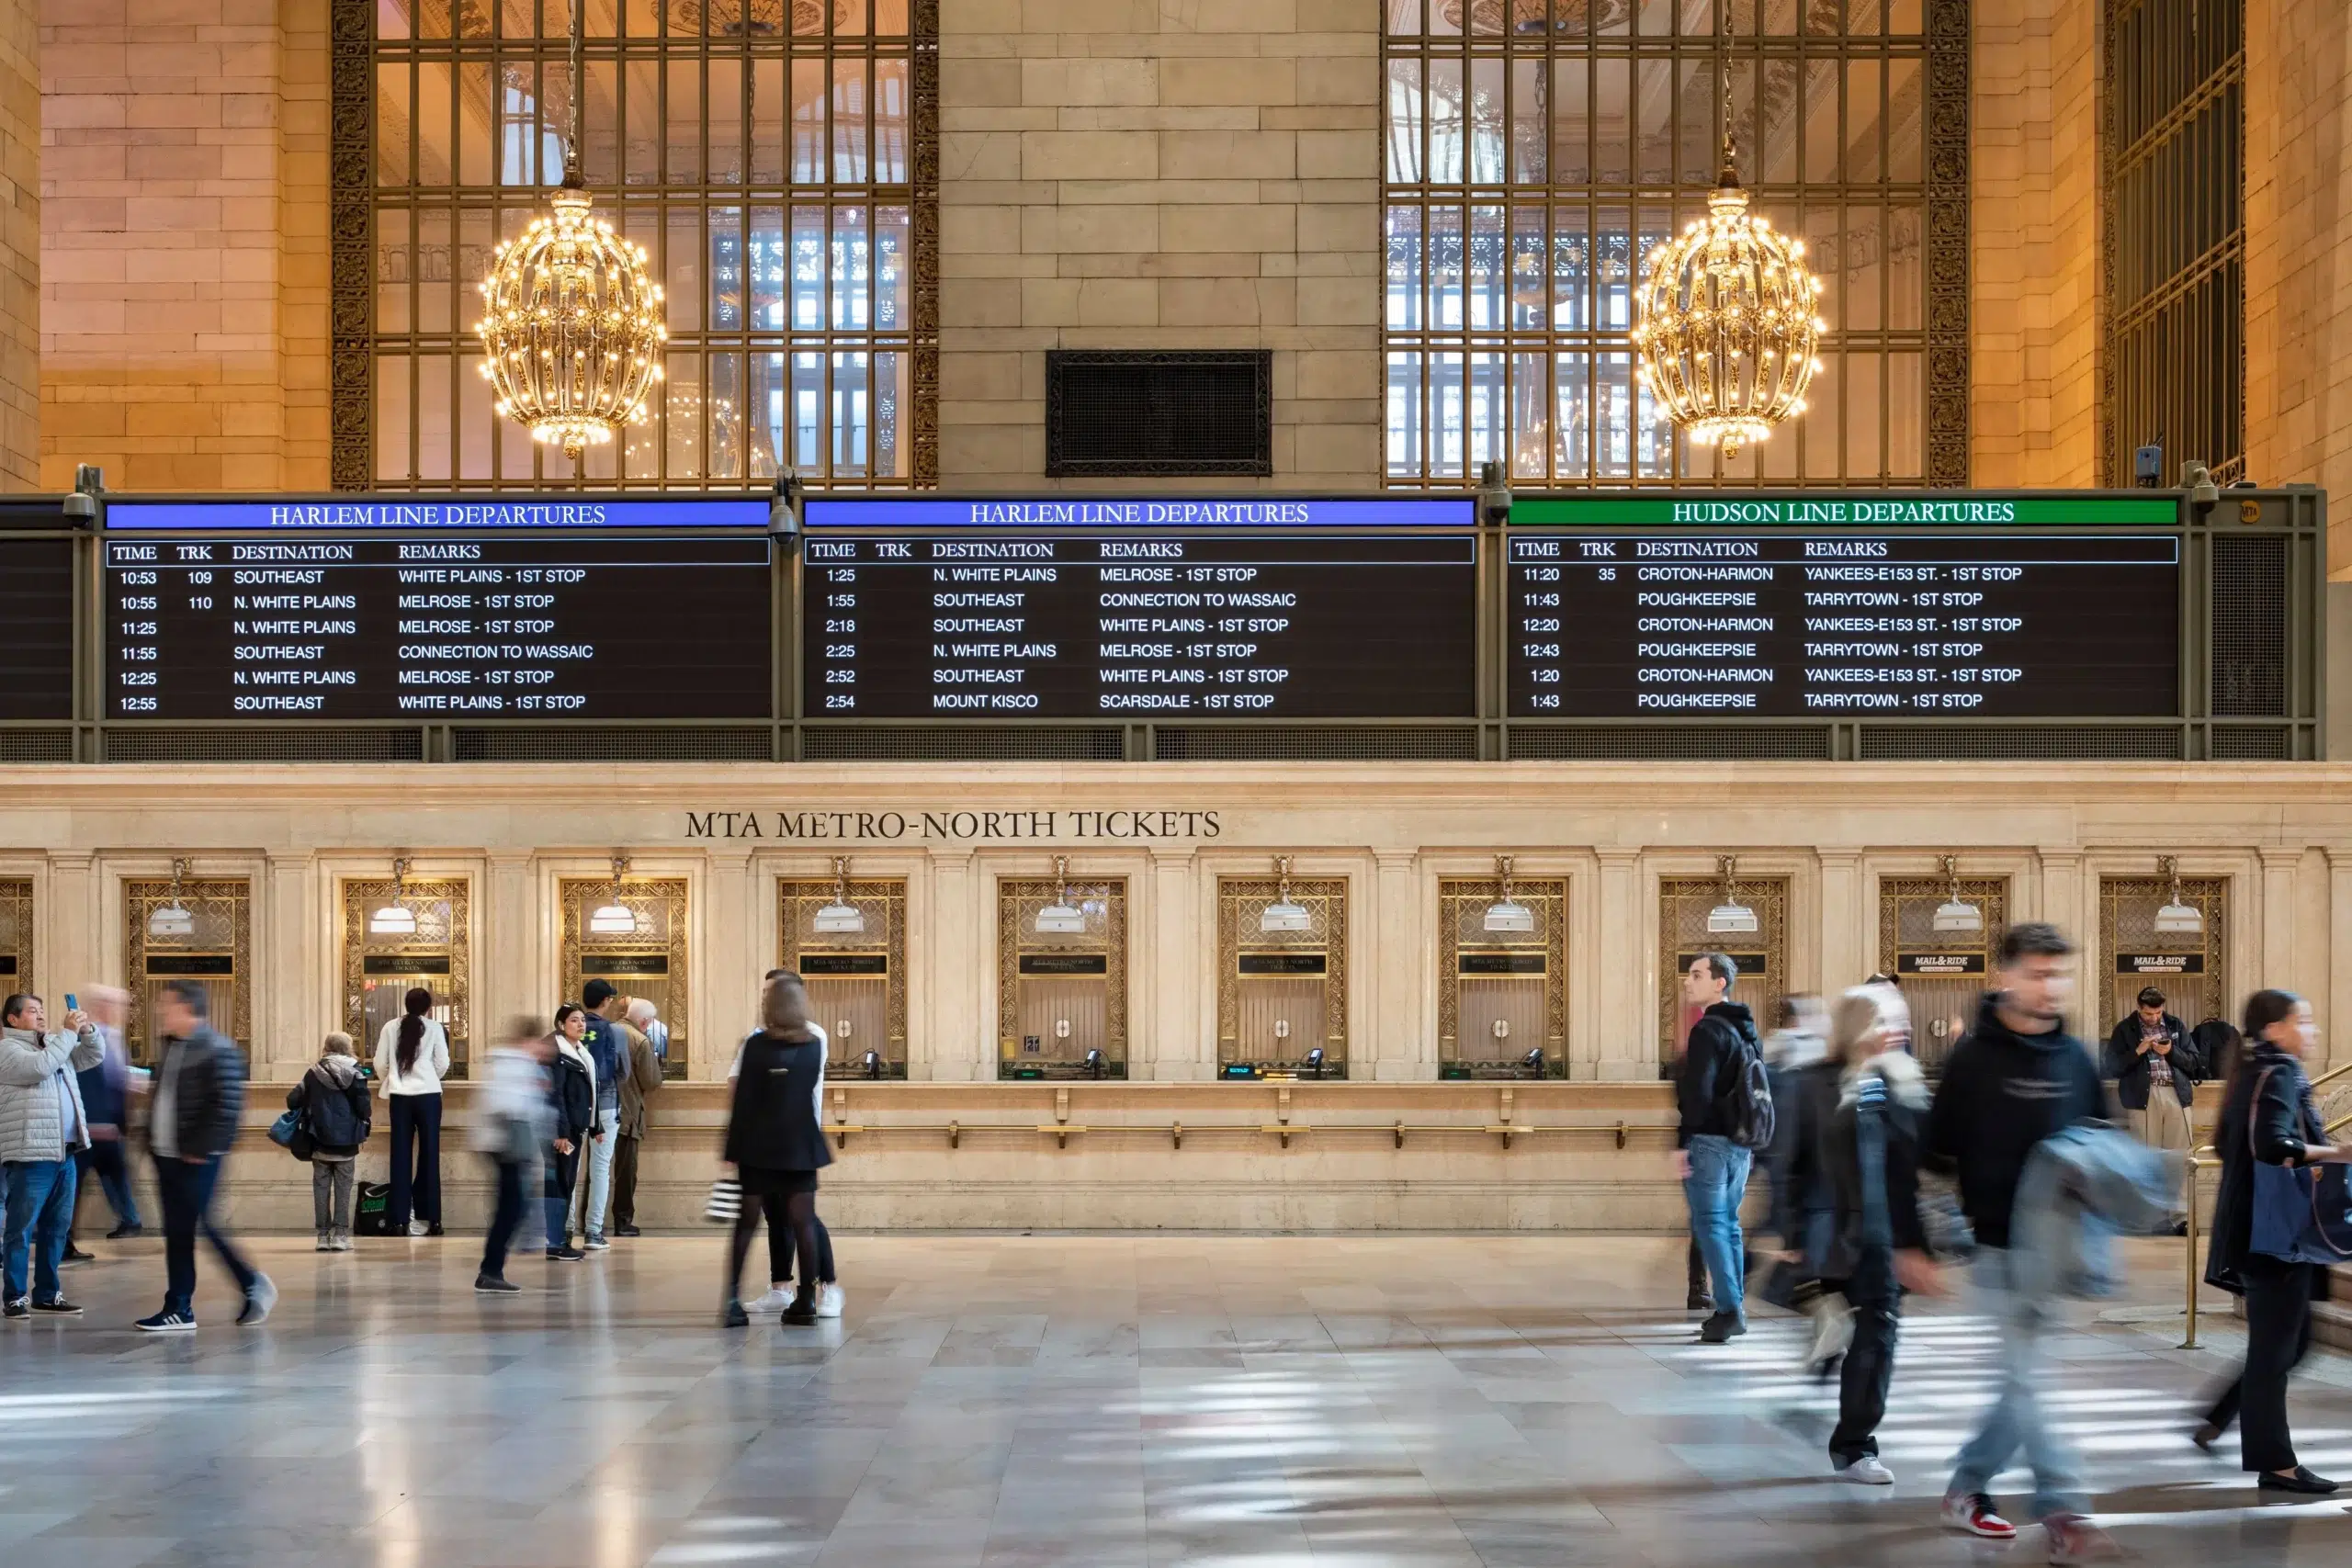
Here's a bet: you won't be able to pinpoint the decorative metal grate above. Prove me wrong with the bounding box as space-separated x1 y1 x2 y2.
453 726 774 761
102 728 427 762
2210 532 2286 716
1045 350 1273 478
799 725 1124 761
1657 873 1788 1072
0 730 75 762
1858 725 2183 761
1153 725 1480 761
2210 726 2288 760
1508 724 1830 760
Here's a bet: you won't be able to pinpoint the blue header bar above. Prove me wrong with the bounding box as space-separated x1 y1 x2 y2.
104 497 772 531
801 496 1476 528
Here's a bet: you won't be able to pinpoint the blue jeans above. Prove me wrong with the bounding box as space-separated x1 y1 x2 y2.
1950 1247 2088 1518
3 1158 76 1303
573 1107 617 1240
1683 1134 1753 1321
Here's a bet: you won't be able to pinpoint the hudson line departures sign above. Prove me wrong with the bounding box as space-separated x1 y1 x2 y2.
799 496 1477 719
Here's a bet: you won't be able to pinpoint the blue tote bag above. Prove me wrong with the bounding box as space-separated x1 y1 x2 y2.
2246 1066 2352 1265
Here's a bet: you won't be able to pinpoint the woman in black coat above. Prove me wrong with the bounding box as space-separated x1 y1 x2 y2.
721 972 832 1326
2196 988 2347 1493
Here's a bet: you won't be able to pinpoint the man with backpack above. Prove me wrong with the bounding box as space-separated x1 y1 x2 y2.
1924 922 2114 1563
1676 952 1771 1343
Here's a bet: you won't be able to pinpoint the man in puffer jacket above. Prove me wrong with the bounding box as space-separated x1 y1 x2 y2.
0 992 103 1318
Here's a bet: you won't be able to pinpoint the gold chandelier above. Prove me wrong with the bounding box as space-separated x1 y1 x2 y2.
1631 75 1826 460
475 0 664 459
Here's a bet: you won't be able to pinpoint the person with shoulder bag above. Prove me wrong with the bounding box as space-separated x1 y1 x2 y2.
2194 988 2352 1494
287 1032 372 1252
1674 952 1770 1344
719 973 832 1327
543 1004 596 1263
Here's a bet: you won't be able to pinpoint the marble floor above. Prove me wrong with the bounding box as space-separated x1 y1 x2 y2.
4 1232 2351 1568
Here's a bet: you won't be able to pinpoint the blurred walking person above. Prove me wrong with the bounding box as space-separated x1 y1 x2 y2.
65 986 139 1258
138 981 273 1331
1785 983 1943 1483
1925 924 2111 1561
1763 993 1840 1371
287 1032 372 1251
2194 988 2348 1494
473 1017 553 1293
376 986 449 1238
1675 952 1765 1343
544 1004 595 1262
0 994 102 1319
720 973 831 1327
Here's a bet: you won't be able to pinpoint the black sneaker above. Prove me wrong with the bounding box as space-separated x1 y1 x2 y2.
62 1245 96 1266
583 1235 610 1251
781 1291 818 1325
107 1222 143 1240
474 1274 521 1294
1697 1311 1747 1343
722 1299 750 1327
426 1223 445 1237
134 1309 196 1333
547 1244 585 1261
31 1297 83 1316
1686 1291 1713 1312
615 1224 642 1237
2 1297 26 1321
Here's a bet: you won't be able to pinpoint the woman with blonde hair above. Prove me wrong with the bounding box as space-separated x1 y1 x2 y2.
1784 982 1944 1483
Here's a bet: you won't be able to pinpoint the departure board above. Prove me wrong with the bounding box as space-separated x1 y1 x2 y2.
105 534 773 719
1508 532 2181 717
0 536 74 720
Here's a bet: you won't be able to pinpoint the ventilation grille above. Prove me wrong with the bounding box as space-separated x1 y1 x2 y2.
2211 726 2290 760
2211 533 2288 716
1045 350 1272 477
453 727 774 761
102 728 426 762
799 726 1125 761
1508 725 1832 760
0 728 74 762
1858 726 2184 760
1154 725 1479 761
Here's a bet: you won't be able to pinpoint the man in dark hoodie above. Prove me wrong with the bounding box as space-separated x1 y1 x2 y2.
1676 952 1762 1343
1925 922 2113 1562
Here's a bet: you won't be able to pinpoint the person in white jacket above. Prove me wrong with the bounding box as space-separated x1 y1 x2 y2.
0 994 101 1318
374 987 451 1238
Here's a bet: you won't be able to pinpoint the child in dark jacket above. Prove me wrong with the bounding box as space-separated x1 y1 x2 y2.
288 1032 372 1251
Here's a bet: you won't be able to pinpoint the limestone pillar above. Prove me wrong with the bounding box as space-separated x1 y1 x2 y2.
1145 845 1201 1081
1371 852 1419 1081
922 848 980 1081
1593 849 1646 1081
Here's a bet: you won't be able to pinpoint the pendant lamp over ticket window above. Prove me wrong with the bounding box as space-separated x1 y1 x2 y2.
369 855 420 937
589 852 639 935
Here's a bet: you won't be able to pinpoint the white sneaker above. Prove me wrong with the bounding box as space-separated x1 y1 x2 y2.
749 1287 793 1314
1835 1456 1894 1485
407 1219 429 1237
817 1282 844 1318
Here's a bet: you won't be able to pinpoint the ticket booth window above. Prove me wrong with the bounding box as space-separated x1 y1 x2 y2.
1878 872 2007 1073
1217 863 1348 1079
1657 872 1789 1076
1439 866 1566 1079
125 874 252 1065
998 867 1127 1079
343 874 469 1077
560 873 690 1074
0 878 33 1001
2099 869 2229 1044
781 866 908 1079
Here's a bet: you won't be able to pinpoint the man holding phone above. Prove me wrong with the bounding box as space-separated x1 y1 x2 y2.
0 992 103 1318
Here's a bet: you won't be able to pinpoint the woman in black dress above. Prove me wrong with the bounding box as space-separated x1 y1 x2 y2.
721 972 832 1326
2196 987 2347 1493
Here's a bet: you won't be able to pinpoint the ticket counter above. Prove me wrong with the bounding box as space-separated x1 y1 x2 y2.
342 864 469 1075
1878 862 2007 1071
1439 859 1565 1078
1657 860 1787 1074
125 863 250 1065
2100 860 2229 1036
781 860 907 1078
1217 858 1348 1079
999 859 1127 1079
560 863 691 1073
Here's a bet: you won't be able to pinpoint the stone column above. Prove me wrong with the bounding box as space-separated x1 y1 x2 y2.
2259 847 2301 998
481 852 535 1053
698 849 757 1081
1144 844 1200 1081
1818 852 1866 994
259 852 315 1078
2037 847 2085 947
2327 847 2352 1077
1592 849 1647 1081
1371 852 1420 1081
46 852 96 1002
922 848 981 1082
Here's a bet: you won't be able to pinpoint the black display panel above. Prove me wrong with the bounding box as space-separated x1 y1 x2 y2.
106 536 773 719
1508 533 2181 717
0 538 74 720
805 532 1477 717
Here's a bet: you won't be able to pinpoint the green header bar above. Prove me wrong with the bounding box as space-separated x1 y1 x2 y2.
1509 494 2180 527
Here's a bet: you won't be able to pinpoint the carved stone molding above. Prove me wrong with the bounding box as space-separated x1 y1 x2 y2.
1923 0 1971 488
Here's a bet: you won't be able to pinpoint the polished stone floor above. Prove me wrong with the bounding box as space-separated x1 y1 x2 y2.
5 1232 2352 1568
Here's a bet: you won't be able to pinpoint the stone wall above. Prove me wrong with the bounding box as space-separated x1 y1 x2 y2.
0 0 37 490
934 0 1379 490
38 0 330 492
2244 0 2352 573
1969 0 2101 490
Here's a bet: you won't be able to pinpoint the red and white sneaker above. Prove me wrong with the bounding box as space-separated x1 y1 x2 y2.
1942 1491 2018 1540
2042 1513 2120 1566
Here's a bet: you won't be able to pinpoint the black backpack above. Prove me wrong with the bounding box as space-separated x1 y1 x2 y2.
1714 1028 1778 1151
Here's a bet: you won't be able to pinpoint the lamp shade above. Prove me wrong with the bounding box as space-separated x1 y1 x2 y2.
368 902 419 936
147 901 196 941
1705 900 1759 935
1931 897 1984 934
1482 897 1535 933
2153 900 2205 937
588 900 639 935
813 900 866 935
1035 900 1086 935
1260 898 1312 933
